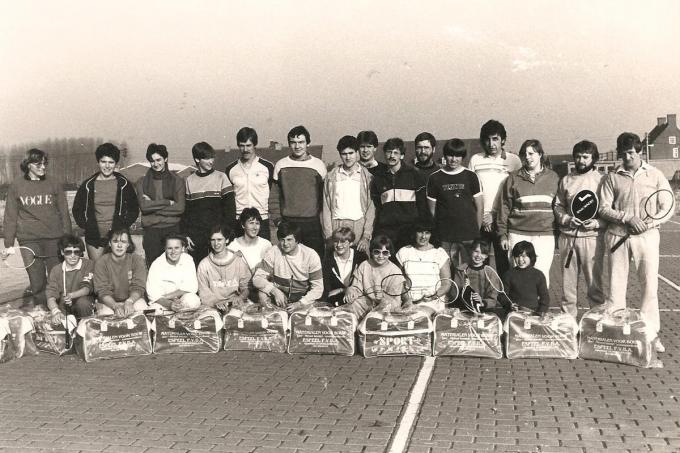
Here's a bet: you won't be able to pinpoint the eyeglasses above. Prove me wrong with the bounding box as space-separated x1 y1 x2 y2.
371 249 390 257
62 249 82 256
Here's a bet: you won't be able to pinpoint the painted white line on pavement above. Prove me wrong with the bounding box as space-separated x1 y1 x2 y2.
387 356 435 453
667 220 680 226
659 273 680 292
660 255 680 258
660 309 680 312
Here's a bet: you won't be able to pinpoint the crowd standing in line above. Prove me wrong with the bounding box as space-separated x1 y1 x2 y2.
1 120 673 354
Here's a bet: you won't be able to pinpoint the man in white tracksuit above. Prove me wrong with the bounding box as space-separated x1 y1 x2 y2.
598 132 673 353
553 140 606 318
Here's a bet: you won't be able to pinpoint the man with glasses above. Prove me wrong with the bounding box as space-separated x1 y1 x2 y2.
322 135 375 252
225 127 274 240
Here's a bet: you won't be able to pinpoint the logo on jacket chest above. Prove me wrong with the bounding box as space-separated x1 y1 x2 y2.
19 194 53 207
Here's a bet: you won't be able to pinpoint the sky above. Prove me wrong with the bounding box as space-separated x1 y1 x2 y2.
2 0 680 166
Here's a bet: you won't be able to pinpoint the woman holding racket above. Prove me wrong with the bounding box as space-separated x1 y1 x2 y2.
1 149 72 308
395 220 451 315
341 234 408 320
497 139 559 287
72 143 139 262
598 132 674 353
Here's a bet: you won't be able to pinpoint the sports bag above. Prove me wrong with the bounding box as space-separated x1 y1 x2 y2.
223 305 288 353
433 309 502 358
579 306 657 367
153 308 223 354
288 306 356 356
505 310 578 359
359 307 432 358
75 313 153 362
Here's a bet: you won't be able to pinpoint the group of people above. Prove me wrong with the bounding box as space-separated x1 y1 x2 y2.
2 120 673 353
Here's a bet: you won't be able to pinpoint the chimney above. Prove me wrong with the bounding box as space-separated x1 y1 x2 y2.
668 114 677 128
657 117 666 127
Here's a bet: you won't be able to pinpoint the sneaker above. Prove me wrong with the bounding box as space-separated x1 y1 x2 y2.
654 338 666 353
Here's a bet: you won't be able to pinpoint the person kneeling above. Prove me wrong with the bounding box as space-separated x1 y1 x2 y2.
93 228 147 317
145 234 200 314
322 227 367 307
252 221 323 314
197 224 251 312
46 234 95 323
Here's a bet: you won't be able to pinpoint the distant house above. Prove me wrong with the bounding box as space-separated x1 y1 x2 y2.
645 114 680 160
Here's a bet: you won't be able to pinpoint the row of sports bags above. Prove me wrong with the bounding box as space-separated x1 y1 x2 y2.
7 303 659 367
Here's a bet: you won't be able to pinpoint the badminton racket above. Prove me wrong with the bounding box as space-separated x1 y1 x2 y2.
483 266 518 311
1 246 56 269
565 189 599 268
611 188 675 253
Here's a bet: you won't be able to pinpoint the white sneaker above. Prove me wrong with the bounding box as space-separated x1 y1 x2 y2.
654 338 666 353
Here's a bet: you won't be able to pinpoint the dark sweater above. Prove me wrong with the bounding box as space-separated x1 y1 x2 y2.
502 266 550 314
3 176 72 246
322 249 367 306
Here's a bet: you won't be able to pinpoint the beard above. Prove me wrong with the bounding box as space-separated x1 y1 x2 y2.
576 163 595 174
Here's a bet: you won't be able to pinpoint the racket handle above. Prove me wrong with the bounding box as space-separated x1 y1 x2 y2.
610 234 629 253
565 249 574 269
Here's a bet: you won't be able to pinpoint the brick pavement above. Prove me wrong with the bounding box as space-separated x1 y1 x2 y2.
2 224 680 452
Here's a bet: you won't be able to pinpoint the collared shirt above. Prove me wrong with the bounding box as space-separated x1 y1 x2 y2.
225 156 274 219
332 165 363 220
598 161 673 235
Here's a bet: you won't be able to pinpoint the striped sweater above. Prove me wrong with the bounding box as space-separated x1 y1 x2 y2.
497 167 559 240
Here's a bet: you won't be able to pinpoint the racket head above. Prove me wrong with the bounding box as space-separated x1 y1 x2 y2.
433 278 458 302
1 246 36 269
380 272 412 298
483 266 505 294
644 188 675 221
570 189 599 222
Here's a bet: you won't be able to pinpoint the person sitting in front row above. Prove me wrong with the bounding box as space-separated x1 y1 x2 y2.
396 220 451 315
46 234 95 323
252 221 323 314
197 224 251 312
227 208 272 273
502 241 550 315
93 227 147 317
452 239 502 316
341 234 408 320
321 227 367 307
145 234 201 314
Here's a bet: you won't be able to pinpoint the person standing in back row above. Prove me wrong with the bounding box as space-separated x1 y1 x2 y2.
413 132 440 179
271 125 327 258
553 140 606 318
2 148 72 308
598 132 673 354
181 142 235 266
72 143 139 262
468 120 521 278
136 143 185 267
371 137 428 251
225 127 274 240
